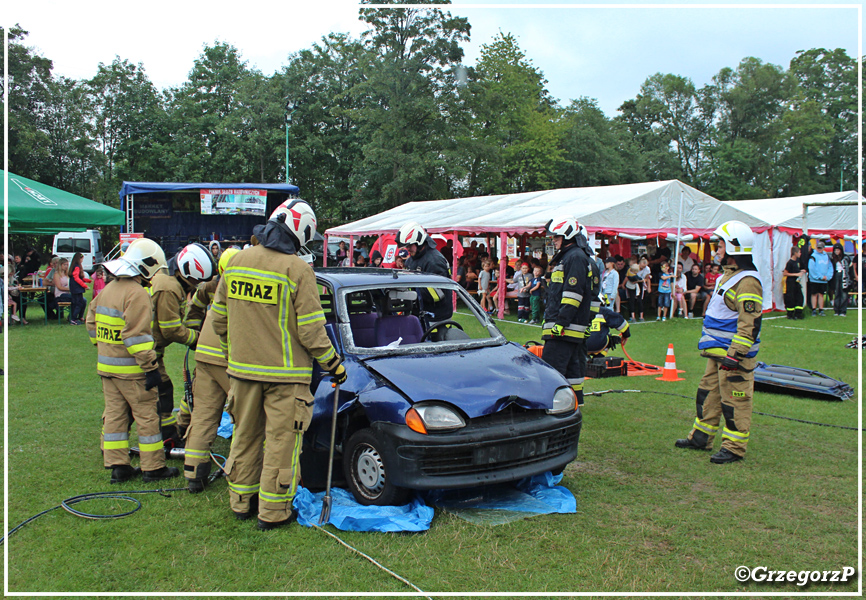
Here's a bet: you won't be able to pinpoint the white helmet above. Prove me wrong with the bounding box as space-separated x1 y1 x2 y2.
545 216 579 240
105 238 166 279
396 221 428 246
176 243 217 282
714 220 754 256
270 199 318 247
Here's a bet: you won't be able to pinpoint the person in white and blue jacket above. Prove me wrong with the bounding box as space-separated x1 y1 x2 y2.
807 240 833 316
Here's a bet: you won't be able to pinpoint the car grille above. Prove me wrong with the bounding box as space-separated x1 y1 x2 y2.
415 422 580 477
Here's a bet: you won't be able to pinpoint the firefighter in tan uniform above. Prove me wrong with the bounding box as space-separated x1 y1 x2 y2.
675 221 765 463
212 200 345 530
150 243 216 445
86 239 179 483
182 248 239 493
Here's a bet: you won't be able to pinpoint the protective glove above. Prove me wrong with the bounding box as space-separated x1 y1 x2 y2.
550 323 564 336
329 364 347 385
720 354 740 371
622 328 631 340
144 369 162 390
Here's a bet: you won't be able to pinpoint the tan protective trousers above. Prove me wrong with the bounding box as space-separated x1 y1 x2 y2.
156 356 191 435
101 377 165 471
224 378 314 523
686 358 755 457
183 361 230 480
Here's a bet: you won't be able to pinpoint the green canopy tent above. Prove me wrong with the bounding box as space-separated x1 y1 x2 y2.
1 171 124 234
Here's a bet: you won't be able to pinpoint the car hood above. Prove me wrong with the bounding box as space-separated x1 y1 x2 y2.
362 343 567 419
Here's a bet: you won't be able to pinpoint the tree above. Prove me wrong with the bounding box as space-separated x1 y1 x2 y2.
1 25 54 180
558 97 645 188
462 32 562 196
351 0 471 214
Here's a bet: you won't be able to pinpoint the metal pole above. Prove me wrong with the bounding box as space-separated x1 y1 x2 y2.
674 190 684 273
285 120 290 184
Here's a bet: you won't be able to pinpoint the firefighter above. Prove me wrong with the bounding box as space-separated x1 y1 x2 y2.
675 220 765 463
150 243 217 446
541 216 594 407
211 199 345 530
181 247 239 493
585 305 631 356
396 222 453 323
86 238 179 483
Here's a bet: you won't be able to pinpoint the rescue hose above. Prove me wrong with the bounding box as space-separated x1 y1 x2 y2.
586 389 865 431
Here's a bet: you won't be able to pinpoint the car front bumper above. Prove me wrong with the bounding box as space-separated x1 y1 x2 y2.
371 407 581 490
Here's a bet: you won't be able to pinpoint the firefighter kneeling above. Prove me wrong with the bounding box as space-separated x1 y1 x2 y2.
86 238 179 484
675 221 765 464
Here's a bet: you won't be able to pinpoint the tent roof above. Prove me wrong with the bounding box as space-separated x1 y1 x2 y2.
723 191 865 235
119 181 299 200
325 180 770 238
2 171 125 234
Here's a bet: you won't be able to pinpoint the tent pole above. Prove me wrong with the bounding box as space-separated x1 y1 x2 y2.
452 231 459 312
349 236 354 267
673 190 684 272
498 232 507 320
323 234 329 267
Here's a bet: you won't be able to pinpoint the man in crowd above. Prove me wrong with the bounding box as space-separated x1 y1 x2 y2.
541 216 594 407
212 199 345 530
808 240 832 316
685 262 706 318
675 221 765 464
86 238 178 484
396 221 453 323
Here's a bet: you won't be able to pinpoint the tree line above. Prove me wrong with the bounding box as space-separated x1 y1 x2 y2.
2 1 860 232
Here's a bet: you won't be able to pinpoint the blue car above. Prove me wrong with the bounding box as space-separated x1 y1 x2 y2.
301 268 582 505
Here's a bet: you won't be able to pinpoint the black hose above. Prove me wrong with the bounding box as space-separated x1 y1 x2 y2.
1 487 185 545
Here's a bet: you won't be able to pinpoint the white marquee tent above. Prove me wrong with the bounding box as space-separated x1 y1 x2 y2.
723 191 864 310
326 180 776 312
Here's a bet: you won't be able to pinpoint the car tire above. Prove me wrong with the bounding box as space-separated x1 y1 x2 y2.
343 428 409 506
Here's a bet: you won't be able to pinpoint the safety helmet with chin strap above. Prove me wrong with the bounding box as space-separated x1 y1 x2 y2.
104 238 166 279
545 216 580 240
270 199 318 263
177 243 217 283
714 220 754 256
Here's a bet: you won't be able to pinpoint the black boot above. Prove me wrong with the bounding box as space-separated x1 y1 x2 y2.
710 447 743 464
142 466 180 482
110 464 141 484
234 495 259 521
257 509 298 531
674 438 710 450
187 462 211 493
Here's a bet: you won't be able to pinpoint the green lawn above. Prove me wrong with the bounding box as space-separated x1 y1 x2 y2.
4 298 862 594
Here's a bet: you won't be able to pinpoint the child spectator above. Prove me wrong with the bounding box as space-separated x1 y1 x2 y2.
479 259 497 314
783 246 804 319
92 266 107 297
514 262 532 323
673 262 688 318
600 257 619 310
68 252 91 325
657 261 673 321
5 260 21 323
528 265 546 324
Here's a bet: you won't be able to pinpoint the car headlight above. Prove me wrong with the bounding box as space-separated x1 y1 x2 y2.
547 386 576 415
406 403 466 434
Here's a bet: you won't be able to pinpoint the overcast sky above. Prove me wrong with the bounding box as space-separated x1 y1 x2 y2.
4 1 861 117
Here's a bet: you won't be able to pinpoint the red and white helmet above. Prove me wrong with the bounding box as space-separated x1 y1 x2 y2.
714 220 754 256
545 216 579 240
177 243 216 282
270 199 318 247
396 221 428 246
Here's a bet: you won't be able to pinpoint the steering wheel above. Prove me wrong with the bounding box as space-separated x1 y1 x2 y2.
420 319 464 342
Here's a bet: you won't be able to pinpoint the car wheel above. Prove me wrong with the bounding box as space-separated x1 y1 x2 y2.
343 428 409 506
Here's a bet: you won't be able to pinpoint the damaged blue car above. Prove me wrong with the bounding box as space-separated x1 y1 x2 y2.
301 268 582 506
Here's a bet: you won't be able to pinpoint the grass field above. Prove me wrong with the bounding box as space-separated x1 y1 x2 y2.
3 295 862 595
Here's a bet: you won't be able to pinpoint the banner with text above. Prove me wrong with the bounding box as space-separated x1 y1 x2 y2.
200 189 267 216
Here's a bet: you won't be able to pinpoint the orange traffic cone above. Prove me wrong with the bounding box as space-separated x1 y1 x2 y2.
656 343 685 381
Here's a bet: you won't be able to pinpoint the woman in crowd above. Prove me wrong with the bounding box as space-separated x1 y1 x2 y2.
830 242 851 316
68 253 91 325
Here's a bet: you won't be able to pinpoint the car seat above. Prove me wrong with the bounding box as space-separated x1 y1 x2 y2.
375 315 423 346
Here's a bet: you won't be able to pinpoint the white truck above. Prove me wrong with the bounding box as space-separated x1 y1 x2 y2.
52 230 103 273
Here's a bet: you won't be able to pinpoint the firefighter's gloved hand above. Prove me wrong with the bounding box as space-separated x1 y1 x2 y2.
144 369 162 390
329 364 347 385
550 323 565 336
720 354 740 371
622 328 631 340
